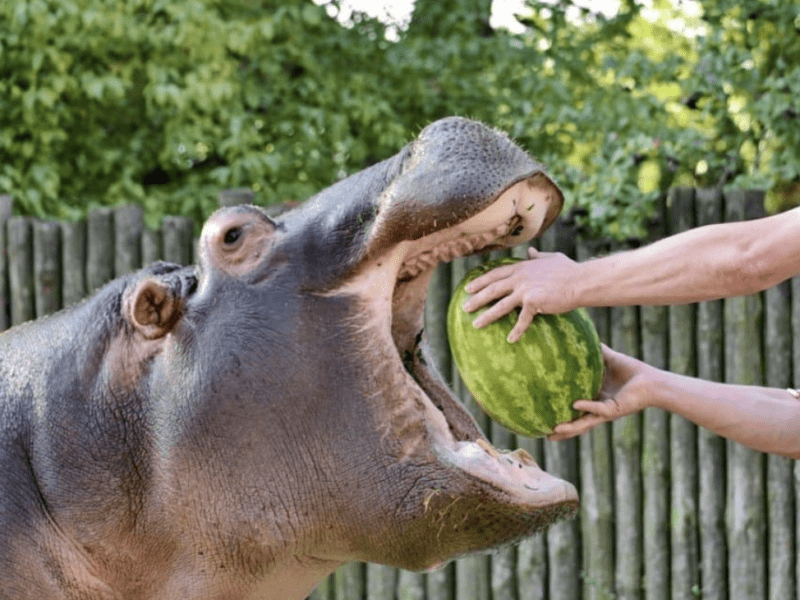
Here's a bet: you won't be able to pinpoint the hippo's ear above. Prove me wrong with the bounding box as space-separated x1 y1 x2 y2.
127 278 183 339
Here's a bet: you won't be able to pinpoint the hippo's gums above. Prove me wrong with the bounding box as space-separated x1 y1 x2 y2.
0 117 576 599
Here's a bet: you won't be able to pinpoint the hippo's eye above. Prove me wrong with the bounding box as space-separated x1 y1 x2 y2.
223 227 242 246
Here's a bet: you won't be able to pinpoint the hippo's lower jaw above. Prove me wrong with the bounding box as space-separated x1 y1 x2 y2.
336 172 578 569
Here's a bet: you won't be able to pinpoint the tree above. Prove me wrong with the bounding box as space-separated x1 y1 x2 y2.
1 0 797 237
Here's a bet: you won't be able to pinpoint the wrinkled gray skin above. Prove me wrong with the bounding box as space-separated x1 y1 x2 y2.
0 117 576 599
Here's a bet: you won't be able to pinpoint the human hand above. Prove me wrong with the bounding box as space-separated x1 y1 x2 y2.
462 247 580 343
547 345 657 441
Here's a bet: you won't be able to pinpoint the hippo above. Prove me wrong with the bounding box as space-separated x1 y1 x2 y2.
0 117 576 599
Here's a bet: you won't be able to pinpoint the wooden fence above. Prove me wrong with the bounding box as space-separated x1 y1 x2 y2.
0 188 795 600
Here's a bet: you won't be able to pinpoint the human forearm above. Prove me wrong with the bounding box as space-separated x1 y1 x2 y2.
573 207 800 307
649 371 800 459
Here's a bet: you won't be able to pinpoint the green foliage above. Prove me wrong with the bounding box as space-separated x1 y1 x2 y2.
1 0 798 237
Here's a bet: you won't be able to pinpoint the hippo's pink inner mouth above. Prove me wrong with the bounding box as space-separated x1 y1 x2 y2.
361 174 579 514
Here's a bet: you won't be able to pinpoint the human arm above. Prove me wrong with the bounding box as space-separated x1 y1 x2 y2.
547 345 800 460
464 205 800 342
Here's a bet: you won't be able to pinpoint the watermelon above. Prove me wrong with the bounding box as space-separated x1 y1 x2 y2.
447 257 604 438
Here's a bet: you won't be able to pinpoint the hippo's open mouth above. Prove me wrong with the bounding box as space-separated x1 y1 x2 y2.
343 172 578 540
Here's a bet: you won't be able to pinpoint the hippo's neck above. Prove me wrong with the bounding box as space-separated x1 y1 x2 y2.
0 276 176 595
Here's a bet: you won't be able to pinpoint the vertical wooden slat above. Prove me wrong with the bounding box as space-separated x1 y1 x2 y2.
425 262 453 380
114 204 144 276
426 567 453 600
639 194 670 600
7 216 34 326
575 236 615 600
480 248 518 600
397 569 426 600
366 564 397 600
142 229 163 266
33 221 62 317
0 195 14 330
536 222 581 600
667 188 700 600
793 274 800 600
694 187 727 600
162 216 194 265
61 221 87 307
724 189 766 600
491 421 519 600
609 240 643 600
425 261 454 600
764 275 796 600
510 242 548 600
452 254 490 600
86 207 115 292
516 434 547 600
334 562 364 600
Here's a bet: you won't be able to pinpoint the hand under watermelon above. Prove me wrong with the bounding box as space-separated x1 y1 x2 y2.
447 258 604 437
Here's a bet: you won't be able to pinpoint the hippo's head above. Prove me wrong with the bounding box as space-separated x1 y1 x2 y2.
133 117 574 596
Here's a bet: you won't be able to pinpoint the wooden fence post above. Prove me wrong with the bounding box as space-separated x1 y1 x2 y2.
0 195 14 330
142 228 163 266
516 432 547 600
162 216 194 265
513 241 548 600
33 221 62 317
420 263 456 600
639 193 670 600
7 216 34 326
453 254 491 600
793 275 800 600
723 189 766 600
335 562 364 600
482 248 519 600
764 243 796 598
61 220 87 308
694 187 727 600
87 207 115 292
366 563 398 600
610 238 643 600
667 188 700 600
539 221 581 600
575 236 615 600
114 204 144 276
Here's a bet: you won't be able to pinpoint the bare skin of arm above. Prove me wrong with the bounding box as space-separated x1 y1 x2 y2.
547 345 800 460
464 206 800 342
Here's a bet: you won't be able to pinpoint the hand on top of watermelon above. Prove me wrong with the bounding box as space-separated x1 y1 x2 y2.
463 247 580 343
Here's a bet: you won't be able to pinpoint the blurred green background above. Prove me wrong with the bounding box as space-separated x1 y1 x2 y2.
1 0 798 238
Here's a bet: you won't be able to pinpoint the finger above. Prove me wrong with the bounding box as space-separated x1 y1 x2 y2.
464 265 514 294
463 279 514 312
507 303 537 343
471 294 520 329
572 399 603 412
526 247 538 259
547 413 608 441
572 398 620 419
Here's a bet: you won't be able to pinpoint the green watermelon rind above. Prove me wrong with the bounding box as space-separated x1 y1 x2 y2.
447 258 604 438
